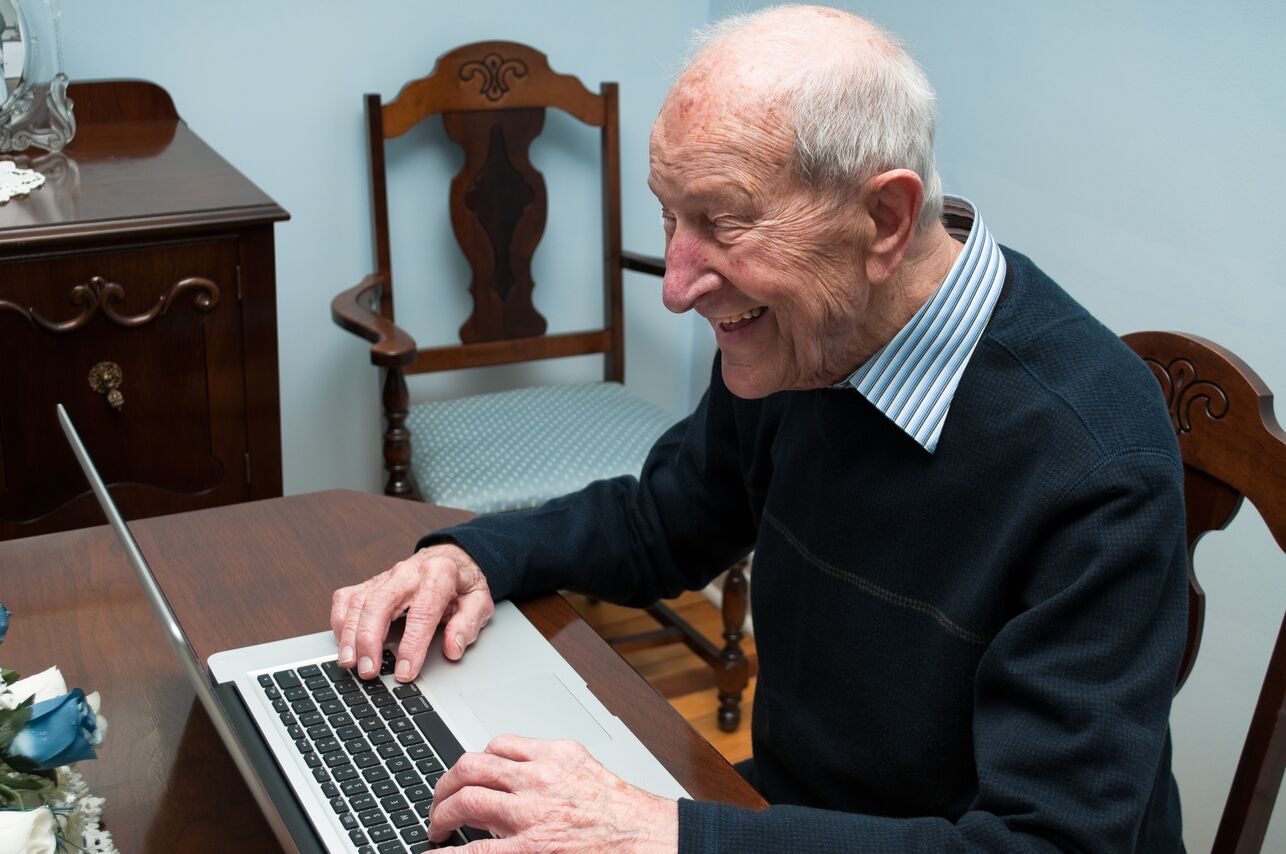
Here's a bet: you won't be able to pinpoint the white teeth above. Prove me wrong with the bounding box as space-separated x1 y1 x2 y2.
716 307 765 324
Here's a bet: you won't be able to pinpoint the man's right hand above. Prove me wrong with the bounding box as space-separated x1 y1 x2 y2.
330 542 495 682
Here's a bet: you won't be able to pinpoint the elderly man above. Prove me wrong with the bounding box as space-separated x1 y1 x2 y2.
332 5 1188 851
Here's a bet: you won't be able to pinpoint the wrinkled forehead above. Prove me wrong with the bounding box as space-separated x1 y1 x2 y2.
649 74 791 178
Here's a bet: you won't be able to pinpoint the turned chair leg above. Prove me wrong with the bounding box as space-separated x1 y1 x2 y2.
716 558 751 733
382 367 416 499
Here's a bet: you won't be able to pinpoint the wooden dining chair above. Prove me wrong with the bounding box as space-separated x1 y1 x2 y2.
1124 331 1286 853
330 41 750 731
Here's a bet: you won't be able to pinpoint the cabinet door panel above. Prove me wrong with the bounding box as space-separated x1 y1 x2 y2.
0 238 249 538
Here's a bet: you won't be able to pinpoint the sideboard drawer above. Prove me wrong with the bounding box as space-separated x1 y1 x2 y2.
0 237 251 537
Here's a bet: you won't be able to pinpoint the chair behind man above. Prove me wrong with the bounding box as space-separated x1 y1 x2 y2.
330 41 750 730
1124 331 1286 853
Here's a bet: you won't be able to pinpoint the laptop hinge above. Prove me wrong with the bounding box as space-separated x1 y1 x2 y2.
244 452 252 485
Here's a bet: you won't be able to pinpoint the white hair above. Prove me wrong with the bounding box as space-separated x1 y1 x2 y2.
689 7 944 232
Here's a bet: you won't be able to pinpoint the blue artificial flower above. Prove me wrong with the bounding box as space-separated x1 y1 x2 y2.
8 688 100 770
0 602 10 644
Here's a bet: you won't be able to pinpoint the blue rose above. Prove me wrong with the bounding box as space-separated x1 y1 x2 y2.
8 688 100 770
0 602 10 644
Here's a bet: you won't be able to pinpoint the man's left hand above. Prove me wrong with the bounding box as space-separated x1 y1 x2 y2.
427 734 678 852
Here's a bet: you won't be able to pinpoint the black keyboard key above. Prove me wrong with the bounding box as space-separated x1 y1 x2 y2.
378 743 402 761
358 809 389 828
257 673 274 688
390 809 418 828
285 686 308 701
371 692 397 708
460 826 491 842
298 664 323 679
330 796 348 814
361 717 387 734
321 660 347 682
397 731 425 748
272 698 289 714
413 800 431 819
402 696 431 716
387 756 412 774
332 764 359 782
411 712 465 767
340 812 359 830
325 751 353 768
291 699 317 715
396 770 422 789
370 729 395 746
336 724 363 741
304 753 322 769
349 829 368 845
264 686 281 700
345 692 370 708
407 744 432 761
381 793 409 812
300 712 325 728
341 779 368 797
350 793 377 812
380 704 408 722
355 752 382 769
273 670 302 690
336 677 360 694
401 825 429 844
364 678 390 695
312 767 330 784
316 738 342 754
322 781 340 798
307 724 331 741
389 718 415 734
378 841 407 854
409 843 432 854
279 711 296 727
392 683 422 700
313 687 339 703
352 704 377 719
360 846 377 854
321 700 346 716
294 738 311 755
363 766 391 783
305 676 330 692
416 757 443 775
369 824 396 843
347 738 373 755
372 779 398 798
426 770 445 789
287 724 305 740
381 650 397 675
404 783 432 803
329 712 355 728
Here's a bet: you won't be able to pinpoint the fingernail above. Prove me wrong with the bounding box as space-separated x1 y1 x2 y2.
340 645 354 666
395 659 410 680
455 634 466 654
358 655 373 675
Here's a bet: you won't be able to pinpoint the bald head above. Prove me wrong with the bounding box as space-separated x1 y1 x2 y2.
662 4 942 231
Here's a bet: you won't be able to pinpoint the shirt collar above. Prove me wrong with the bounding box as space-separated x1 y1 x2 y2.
838 196 1006 453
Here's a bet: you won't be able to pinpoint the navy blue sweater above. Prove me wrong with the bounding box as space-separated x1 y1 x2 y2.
425 250 1188 852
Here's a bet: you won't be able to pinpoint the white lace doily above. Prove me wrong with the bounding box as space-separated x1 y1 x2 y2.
0 160 45 203
54 766 118 854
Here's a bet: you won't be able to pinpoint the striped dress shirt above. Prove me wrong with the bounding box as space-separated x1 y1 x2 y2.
839 196 1006 452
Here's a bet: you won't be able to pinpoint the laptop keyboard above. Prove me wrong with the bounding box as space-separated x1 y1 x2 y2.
258 649 492 853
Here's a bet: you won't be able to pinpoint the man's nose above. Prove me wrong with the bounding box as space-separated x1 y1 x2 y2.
661 236 721 314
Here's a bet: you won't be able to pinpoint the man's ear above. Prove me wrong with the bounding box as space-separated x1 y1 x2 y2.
860 169 923 284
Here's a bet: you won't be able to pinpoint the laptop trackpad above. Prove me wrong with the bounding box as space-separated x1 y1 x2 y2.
460 673 611 747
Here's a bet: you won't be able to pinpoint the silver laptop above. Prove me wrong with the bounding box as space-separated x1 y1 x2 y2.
58 404 688 853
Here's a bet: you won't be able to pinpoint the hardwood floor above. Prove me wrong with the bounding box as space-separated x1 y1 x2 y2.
564 590 756 765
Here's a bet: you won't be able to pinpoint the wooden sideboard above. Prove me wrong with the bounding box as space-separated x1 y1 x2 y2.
0 80 289 540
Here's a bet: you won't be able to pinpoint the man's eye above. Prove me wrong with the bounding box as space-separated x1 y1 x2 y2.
660 211 676 229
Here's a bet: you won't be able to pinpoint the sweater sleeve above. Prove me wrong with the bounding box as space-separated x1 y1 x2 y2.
417 360 758 606
678 448 1188 853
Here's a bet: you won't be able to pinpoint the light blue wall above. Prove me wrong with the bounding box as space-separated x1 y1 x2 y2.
59 0 707 495
712 1 1286 848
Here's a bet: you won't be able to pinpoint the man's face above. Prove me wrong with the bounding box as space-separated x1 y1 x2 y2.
648 89 872 399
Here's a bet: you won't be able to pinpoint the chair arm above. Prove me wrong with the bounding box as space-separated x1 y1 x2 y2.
330 273 417 367
621 250 665 277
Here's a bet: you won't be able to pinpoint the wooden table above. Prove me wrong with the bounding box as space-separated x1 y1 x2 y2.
0 489 764 851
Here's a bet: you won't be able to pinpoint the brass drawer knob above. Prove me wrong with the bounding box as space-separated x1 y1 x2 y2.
88 361 124 411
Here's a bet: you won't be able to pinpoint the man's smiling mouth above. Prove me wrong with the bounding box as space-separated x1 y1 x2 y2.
712 306 767 332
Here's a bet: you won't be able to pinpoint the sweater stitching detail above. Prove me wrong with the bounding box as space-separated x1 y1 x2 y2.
1052 447 1182 507
763 511 989 646
985 334 1106 455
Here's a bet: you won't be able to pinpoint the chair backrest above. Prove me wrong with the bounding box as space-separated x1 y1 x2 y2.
366 41 625 383
1123 331 1286 854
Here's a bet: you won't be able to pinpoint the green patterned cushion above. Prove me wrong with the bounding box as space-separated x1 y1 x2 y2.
405 382 679 514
